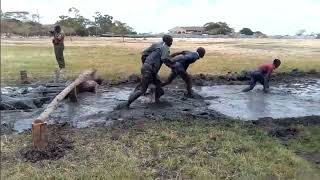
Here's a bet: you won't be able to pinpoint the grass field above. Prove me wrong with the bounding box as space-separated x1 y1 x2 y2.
1 37 320 84
1 37 320 179
1 119 319 179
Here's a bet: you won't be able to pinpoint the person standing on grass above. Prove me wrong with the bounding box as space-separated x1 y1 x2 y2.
242 59 281 93
116 35 174 109
161 47 206 98
51 25 65 71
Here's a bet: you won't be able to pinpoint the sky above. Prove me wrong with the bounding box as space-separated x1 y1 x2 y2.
2 0 320 35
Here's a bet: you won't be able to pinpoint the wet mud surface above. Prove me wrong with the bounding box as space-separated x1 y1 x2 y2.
1 73 319 165
19 124 74 163
197 79 320 120
1 72 319 133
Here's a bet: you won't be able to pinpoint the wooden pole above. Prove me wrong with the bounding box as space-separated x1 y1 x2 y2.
35 69 96 122
20 70 28 84
32 69 96 148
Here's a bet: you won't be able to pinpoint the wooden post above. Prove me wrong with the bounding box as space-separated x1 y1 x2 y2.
20 70 28 84
32 120 48 149
32 69 96 148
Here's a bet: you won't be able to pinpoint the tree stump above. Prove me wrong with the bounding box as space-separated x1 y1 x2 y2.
20 70 28 84
32 120 48 149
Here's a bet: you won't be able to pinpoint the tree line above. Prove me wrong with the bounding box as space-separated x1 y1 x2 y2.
1 8 136 37
203 22 265 36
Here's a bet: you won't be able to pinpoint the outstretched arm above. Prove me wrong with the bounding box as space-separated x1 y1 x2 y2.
170 51 187 58
162 58 174 68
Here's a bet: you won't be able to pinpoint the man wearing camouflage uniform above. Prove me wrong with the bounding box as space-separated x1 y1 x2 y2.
52 25 65 70
116 35 174 109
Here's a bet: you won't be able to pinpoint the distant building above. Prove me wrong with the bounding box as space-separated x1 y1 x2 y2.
168 26 205 34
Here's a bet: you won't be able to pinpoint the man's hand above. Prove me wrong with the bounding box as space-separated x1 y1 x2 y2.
170 51 187 58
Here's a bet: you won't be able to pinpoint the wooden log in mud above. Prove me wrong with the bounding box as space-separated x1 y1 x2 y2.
32 69 96 148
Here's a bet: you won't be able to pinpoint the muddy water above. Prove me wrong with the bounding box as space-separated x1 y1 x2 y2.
1 79 319 133
0 87 135 132
197 80 320 120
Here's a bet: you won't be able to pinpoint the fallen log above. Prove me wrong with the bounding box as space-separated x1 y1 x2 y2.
32 69 96 148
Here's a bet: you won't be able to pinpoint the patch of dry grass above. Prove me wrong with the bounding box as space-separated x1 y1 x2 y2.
1 37 320 84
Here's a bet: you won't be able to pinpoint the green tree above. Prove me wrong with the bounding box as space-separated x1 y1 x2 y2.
112 20 136 41
204 22 233 35
56 8 91 36
92 12 113 35
240 28 254 35
295 29 306 36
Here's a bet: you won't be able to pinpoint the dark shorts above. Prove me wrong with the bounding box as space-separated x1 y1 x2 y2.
172 62 186 75
250 71 265 85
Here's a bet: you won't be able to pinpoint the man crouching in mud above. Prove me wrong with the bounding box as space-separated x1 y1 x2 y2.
115 35 174 109
161 47 206 98
242 59 281 93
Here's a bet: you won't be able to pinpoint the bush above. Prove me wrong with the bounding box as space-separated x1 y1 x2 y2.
240 28 254 35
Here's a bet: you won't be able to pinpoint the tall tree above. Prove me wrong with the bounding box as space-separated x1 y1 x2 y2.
240 28 254 35
112 20 136 41
92 12 113 35
204 22 233 35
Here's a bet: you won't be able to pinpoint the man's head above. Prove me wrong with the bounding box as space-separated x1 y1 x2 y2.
54 25 61 33
197 47 206 58
273 58 281 68
162 35 173 47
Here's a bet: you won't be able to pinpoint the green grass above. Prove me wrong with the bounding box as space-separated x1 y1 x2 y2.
286 126 320 153
2 39 320 84
1 120 319 179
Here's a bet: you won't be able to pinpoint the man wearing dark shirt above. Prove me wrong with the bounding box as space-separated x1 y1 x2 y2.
161 47 206 97
242 59 281 93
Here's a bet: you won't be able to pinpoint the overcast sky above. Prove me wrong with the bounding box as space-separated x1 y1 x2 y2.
2 0 320 35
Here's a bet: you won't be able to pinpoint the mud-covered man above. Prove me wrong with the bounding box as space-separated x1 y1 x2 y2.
161 47 206 97
116 35 174 109
51 25 65 70
242 59 281 93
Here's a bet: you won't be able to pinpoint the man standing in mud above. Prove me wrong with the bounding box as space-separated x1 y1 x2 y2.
161 47 206 97
116 35 174 109
51 25 65 71
242 59 281 93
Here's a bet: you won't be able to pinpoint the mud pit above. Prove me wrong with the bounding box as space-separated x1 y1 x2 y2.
197 79 320 120
1 77 319 133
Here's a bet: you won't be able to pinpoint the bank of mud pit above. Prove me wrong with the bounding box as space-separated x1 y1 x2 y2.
1 71 320 134
19 123 74 163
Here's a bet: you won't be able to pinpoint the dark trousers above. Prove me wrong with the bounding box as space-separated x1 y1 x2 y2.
54 45 65 69
128 64 164 106
243 71 269 92
162 63 192 95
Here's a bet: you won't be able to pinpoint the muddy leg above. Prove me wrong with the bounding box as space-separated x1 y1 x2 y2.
180 71 193 96
127 78 149 106
242 80 256 92
261 77 269 93
154 76 164 103
161 72 177 87
242 73 258 92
